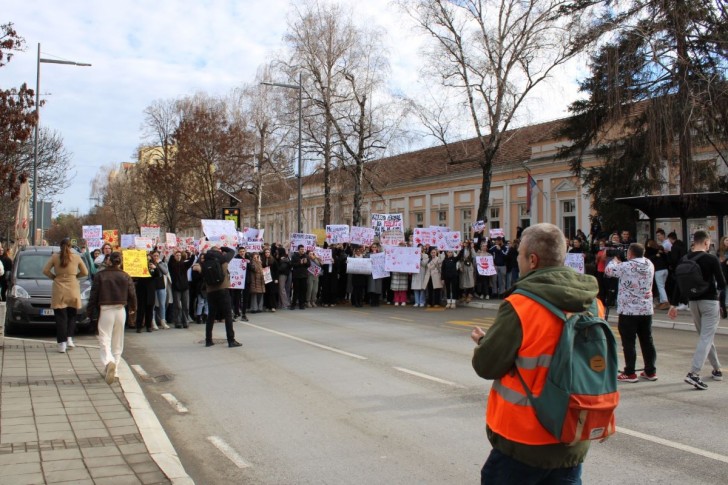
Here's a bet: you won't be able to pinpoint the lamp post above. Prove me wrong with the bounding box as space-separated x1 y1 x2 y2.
31 43 91 242
261 72 303 233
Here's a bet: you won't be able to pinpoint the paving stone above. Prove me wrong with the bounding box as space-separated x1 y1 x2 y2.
37 422 72 432
0 417 35 426
70 420 106 431
124 453 154 464
118 443 149 455
42 458 86 472
106 418 136 428
0 472 44 485
74 428 110 439
43 467 92 483
84 454 127 468
68 413 99 422
88 464 135 478
110 426 141 437
1 432 37 444
1 424 36 434
46 480 94 485
0 461 42 475
33 408 66 417
80 446 122 458
130 460 161 474
99 411 132 420
37 430 76 441
138 471 171 484
35 415 69 424
93 476 143 485
41 448 82 461
0 451 39 465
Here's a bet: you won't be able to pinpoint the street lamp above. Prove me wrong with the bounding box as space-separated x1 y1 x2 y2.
261 72 303 233
31 43 91 242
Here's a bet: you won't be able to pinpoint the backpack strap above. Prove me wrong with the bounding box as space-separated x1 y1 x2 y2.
511 288 567 320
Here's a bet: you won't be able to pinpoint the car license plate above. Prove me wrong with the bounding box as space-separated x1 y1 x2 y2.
41 309 55 316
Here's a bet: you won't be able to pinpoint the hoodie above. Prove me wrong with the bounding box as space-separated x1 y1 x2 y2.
472 266 599 469
605 257 655 315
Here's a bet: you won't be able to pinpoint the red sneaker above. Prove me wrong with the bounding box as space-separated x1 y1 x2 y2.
617 372 638 383
640 372 658 381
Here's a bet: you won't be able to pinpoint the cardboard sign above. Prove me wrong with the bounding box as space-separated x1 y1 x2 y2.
413 228 440 247
263 266 273 284
315 247 333 265
565 253 585 274
245 241 263 253
123 249 151 278
380 229 404 246
134 237 154 251
346 257 372 275
103 229 119 249
228 258 247 289
290 233 317 253
371 213 403 237
384 247 421 274
350 226 376 246
308 261 322 277
476 255 497 276
325 225 350 244
87 238 103 251
241 227 264 241
370 252 390 279
166 233 177 248
82 225 102 240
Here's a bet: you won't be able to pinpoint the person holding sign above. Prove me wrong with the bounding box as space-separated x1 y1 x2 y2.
203 246 242 348
88 252 137 385
306 250 322 308
424 248 444 307
290 245 310 310
248 252 265 313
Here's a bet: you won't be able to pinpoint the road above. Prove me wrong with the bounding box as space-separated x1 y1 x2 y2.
16 304 728 484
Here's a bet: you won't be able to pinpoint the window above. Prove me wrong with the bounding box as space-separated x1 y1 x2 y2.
561 199 576 238
438 210 447 226
413 212 424 228
518 204 531 231
461 209 473 237
490 207 500 229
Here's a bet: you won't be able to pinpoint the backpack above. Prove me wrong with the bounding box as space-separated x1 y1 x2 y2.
512 289 620 444
674 253 710 299
201 257 225 286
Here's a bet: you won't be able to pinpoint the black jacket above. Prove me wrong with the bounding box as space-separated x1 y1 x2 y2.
291 251 310 279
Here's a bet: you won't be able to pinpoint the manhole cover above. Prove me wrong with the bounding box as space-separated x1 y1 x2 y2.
154 374 173 383
196 338 228 345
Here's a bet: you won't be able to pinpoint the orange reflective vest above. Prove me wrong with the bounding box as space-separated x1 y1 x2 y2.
485 293 605 445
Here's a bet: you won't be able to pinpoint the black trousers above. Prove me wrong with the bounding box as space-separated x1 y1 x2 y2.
206 289 235 343
618 314 657 375
230 289 242 316
54 307 77 343
292 278 308 309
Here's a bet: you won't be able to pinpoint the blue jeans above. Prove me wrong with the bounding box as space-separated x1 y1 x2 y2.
481 448 582 485
155 288 167 322
414 289 426 305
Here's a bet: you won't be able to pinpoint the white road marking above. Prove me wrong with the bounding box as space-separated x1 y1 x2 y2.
207 436 251 469
617 426 728 464
161 393 189 414
241 322 368 360
393 367 465 388
130 364 149 378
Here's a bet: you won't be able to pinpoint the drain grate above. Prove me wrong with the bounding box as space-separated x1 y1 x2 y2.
154 374 172 383
196 338 228 345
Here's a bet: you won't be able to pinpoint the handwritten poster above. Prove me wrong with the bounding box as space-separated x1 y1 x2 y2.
371 213 403 237
87 239 103 251
82 225 102 240
476 255 497 276
123 249 151 278
134 237 154 251
245 241 263 253
263 266 273 284
438 231 462 252
471 220 486 233
346 257 372 275
120 234 136 249
201 220 236 240
565 253 585 274
413 228 440 247
325 225 350 244
384 247 421 274
166 233 177 248
370 252 390 279
290 233 317 253
228 258 247 289
241 227 264 241
380 229 404 246
489 228 505 239
350 226 376 246
308 261 322 277
140 225 161 240
315 247 333 265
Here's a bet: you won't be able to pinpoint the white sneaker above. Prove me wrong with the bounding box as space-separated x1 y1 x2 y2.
152 322 159 330
57 342 67 353
677 304 689 311
66 338 75 349
105 362 116 385
161 320 170 329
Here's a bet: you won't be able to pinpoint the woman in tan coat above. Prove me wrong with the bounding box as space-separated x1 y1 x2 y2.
248 253 266 313
43 238 89 352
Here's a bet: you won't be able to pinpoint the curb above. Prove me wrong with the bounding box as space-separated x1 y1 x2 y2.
463 301 728 336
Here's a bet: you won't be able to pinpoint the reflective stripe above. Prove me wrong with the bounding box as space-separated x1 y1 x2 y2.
492 380 531 407
515 354 552 369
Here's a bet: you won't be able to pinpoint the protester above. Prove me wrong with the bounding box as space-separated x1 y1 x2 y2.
606 243 658 382
261 248 279 312
231 247 248 320
320 245 339 307
349 246 368 308
0 246 11 301
191 254 208 323
410 245 428 307
470 223 602 483
94 242 113 270
424 248 444 307
290 245 310 309
168 250 194 328
43 238 89 353
366 243 383 307
88 251 137 385
668 230 726 390
150 250 170 329
306 250 322 307
276 247 292 309
645 239 669 310
248 252 265 313
441 250 459 309
719 236 728 319
667 232 688 311
488 238 509 298
458 240 476 303
390 243 410 306
203 246 242 348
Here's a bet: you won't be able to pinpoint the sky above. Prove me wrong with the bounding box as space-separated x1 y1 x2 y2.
1 0 586 216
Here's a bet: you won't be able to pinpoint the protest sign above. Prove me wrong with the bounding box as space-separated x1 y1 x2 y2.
476 255 497 276
325 225 350 244
371 213 403 237
308 261 322 277
471 220 487 233
489 228 505 239
241 227 264 241
263 266 273 284
315 247 333 265
384 247 421 273
87 238 103 251
565 253 585 274
346 257 372 274
166 233 177 248
245 241 263 253
120 234 136 249
228 258 247 289
438 231 462 252
380 229 404 246
201 219 236 240
412 228 438 247
140 225 160 240
134 237 154 251
82 225 102 240
102 229 119 249
370 252 389 279
217 233 238 249
350 226 376 246
290 233 317 252
123 249 151 278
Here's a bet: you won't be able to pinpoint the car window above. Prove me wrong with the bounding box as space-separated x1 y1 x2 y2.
16 254 52 279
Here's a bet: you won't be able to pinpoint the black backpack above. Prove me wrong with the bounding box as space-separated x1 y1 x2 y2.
674 253 710 299
201 257 225 286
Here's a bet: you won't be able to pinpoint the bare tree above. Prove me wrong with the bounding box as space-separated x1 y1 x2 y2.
90 162 152 233
400 0 586 220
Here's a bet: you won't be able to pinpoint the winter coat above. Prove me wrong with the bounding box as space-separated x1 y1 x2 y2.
458 248 476 288
249 259 266 294
88 266 137 314
43 253 89 309
410 252 429 290
168 256 193 291
390 272 409 291
291 251 310 279
423 253 444 289
151 261 168 290
441 256 459 279
262 255 279 282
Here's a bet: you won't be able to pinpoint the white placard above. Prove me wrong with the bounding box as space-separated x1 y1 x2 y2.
315 247 333 265
438 231 462 251
370 252 390 279
140 225 161 240
471 220 486 233
263 266 273 284
201 219 236 239
350 226 376 246
380 229 404 246
371 213 403 237
565 253 585 274
325 225 350 244
87 238 103 251
476 255 497 276
489 228 505 239
412 228 439 247
384 247 421 274
120 234 136 249
245 241 263 253
134 237 154 251
228 258 247 289
308 261 322 277
166 233 177 248
241 227 264 241
290 233 317 253
346 257 372 274
82 225 102 240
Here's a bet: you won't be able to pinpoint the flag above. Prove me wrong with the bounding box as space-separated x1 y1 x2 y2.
527 174 537 214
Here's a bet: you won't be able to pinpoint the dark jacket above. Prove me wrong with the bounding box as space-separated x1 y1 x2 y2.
277 255 291 277
645 246 668 272
669 251 726 303
441 256 459 279
262 254 279 281
168 255 193 291
205 247 235 293
89 267 137 314
291 251 310 279
151 261 168 290
489 244 509 266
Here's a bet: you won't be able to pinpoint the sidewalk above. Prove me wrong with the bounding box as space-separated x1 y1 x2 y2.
0 303 193 484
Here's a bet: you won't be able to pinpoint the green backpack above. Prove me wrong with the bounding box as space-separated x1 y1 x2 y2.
512 289 620 444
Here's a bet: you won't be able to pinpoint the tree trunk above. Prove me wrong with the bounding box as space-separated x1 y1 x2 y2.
323 122 332 226
352 158 363 227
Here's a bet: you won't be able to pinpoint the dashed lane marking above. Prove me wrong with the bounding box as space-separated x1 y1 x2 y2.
207 436 251 469
617 426 728 464
393 367 465 388
161 393 189 414
241 321 368 360
130 365 150 379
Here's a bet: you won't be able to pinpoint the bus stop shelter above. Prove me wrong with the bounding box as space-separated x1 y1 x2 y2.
614 192 728 243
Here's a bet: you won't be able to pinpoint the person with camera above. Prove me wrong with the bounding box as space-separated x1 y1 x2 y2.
605 243 658 382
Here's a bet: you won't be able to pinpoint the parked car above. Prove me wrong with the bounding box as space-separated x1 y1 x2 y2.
4 246 92 335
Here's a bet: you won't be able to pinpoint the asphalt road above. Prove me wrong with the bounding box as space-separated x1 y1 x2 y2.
14 304 728 484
